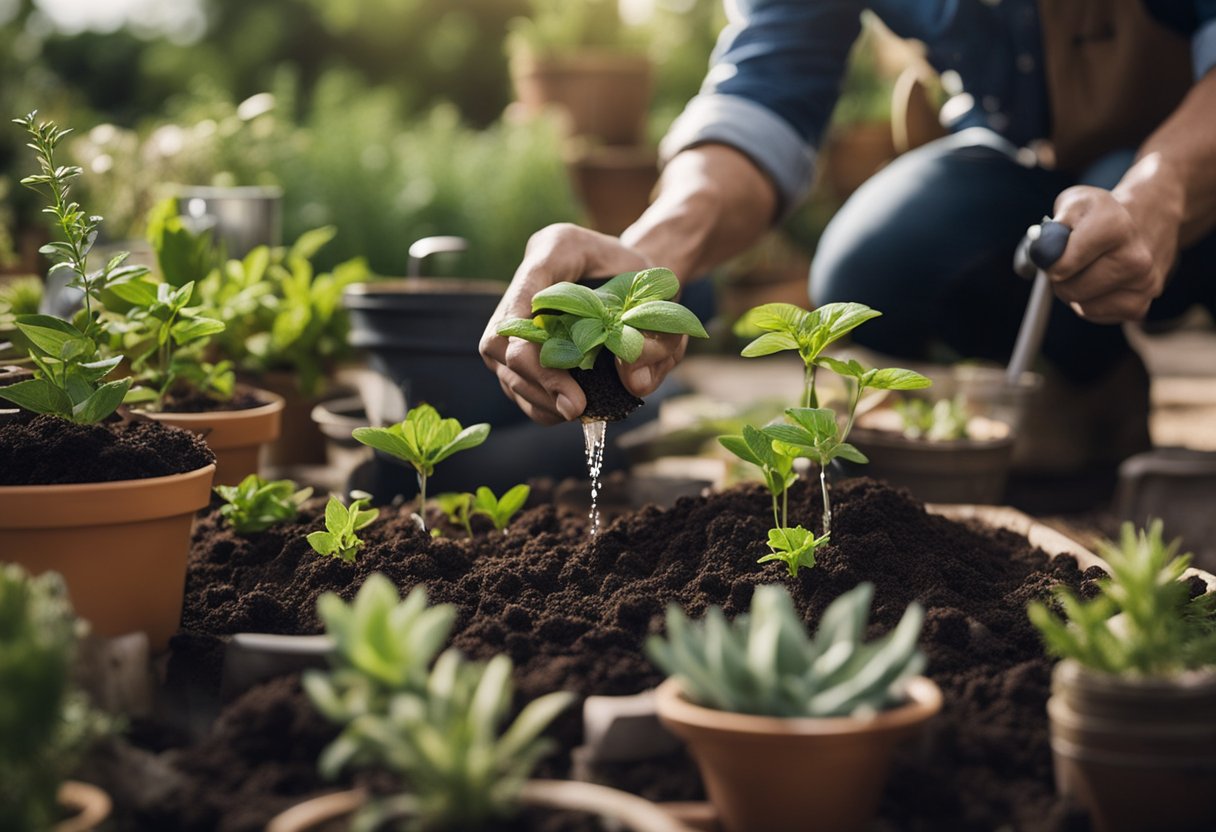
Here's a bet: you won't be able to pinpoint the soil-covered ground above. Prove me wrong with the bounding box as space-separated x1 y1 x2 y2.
0 411 215 484
134 478 1102 831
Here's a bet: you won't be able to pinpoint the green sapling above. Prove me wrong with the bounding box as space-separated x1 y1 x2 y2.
215 474 313 535
307 492 379 563
472 484 531 532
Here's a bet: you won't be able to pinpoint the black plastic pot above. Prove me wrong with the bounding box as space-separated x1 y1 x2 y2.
343 277 673 499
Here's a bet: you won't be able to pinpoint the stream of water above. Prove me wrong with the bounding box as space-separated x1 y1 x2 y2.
582 420 607 537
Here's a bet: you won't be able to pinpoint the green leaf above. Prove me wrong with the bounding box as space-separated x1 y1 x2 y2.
605 324 644 363
808 303 882 347
433 423 490 465
531 283 605 319
307 530 337 556
171 316 226 346
497 484 530 521
14 314 87 359
626 268 680 305
0 378 59 414
818 356 866 379
740 331 800 358
71 378 131 423
595 272 636 305
538 337 583 369
290 226 338 262
570 317 607 354
863 367 933 391
834 443 869 464
718 434 760 466
621 301 707 338
325 496 349 532
734 303 808 336
786 407 839 439
353 427 418 465
106 277 160 307
496 318 549 344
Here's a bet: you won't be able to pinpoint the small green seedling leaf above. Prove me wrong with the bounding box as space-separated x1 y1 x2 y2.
472 484 531 532
759 526 829 578
215 474 313 535
307 493 380 562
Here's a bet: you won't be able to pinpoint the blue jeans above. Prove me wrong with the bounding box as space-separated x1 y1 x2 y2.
810 129 1216 384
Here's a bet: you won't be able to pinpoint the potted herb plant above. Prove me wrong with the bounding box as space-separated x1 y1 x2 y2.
112 199 285 486
507 0 652 146
1029 521 1216 832
648 582 941 832
0 112 216 649
847 392 1016 504
267 576 690 832
495 267 708 421
0 565 113 832
199 225 370 467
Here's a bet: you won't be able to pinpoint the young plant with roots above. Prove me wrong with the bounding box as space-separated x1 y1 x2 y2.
723 302 931 576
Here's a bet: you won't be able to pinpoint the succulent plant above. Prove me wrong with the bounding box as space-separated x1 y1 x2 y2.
304 573 573 831
0 565 108 832
1029 520 1216 675
647 583 926 718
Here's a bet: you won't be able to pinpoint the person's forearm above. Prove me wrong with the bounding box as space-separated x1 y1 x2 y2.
1117 69 1216 248
620 144 779 284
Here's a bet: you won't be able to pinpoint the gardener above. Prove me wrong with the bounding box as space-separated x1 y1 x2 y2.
481 0 1216 464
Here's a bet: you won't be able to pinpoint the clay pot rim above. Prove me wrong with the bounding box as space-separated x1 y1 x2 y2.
0 461 216 498
1054 658 1216 694
136 389 285 424
849 426 1016 452
55 780 112 832
654 676 943 738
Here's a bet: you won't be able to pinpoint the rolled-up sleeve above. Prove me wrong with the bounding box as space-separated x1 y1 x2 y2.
658 0 866 214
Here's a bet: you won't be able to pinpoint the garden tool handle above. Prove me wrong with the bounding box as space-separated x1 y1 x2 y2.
1006 219 1071 386
407 236 469 277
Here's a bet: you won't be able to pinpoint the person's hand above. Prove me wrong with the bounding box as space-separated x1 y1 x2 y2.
479 223 689 425
1047 185 1180 324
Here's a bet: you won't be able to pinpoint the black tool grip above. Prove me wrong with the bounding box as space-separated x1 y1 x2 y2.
1013 218 1071 280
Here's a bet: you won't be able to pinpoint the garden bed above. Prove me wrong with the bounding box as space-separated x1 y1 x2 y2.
118 477 1112 831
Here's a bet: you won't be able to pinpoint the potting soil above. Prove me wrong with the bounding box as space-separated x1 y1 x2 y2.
165 477 1098 831
159 386 269 413
0 412 215 484
569 349 643 422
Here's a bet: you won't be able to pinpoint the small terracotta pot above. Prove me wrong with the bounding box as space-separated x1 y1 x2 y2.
0 463 215 650
266 780 693 832
143 390 284 486
655 676 942 832
253 371 337 467
510 51 653 145
54 781 112 832
565 144 658 236
849 424 1015 505
1048 660 1216 832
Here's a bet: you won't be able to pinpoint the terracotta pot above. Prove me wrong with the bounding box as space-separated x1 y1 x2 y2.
266 780 693 832
510 50 653 145
253 371 339 467
0 462 215 650
655 676 942 832
54 781 112 832
1048 660 1216 832
565 144 658 235
143 390 284 486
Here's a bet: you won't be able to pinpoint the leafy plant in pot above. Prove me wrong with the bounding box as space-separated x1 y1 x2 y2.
1028 521 1216 832
268 575 690 832
648 582 941 832
115 202 284 485
496 267 707 421
0 565 114 832
507 0 653 146
0 112 216 649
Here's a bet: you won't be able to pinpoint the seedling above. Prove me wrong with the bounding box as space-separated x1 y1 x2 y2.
214 474 312 535
719 425 797 530
435 492 474 537
496 267 707 371
352 404 490 531
760 526 829 578
0 565 109 832
1028 521 1216 675
473 484 531 532
895 395 971 442
305 576 573 830
647 582 926 718
0 113 142 423
307 492 379 563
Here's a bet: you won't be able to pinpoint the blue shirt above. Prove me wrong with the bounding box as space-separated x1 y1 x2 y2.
660 0 1216 211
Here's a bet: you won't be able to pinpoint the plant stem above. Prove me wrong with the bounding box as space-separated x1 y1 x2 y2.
819 465 831 536
841 381 864 444
416 471 428 530
803 364 817 409
782 484 789 529
770 489 780 530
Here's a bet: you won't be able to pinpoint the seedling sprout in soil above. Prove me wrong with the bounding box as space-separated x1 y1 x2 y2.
307 492 379 563
895 395 971 442
725 302 930 573
0 113 141 423
434 485 531 537
304 576 573 830
352 404 490 531
214 474 312 535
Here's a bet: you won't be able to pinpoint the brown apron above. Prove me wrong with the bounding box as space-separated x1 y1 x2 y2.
1037 0 1193 172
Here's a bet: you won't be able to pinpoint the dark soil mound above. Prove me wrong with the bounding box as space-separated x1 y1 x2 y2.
171 478 1096 832
0 412 215 485
570 349 642 422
